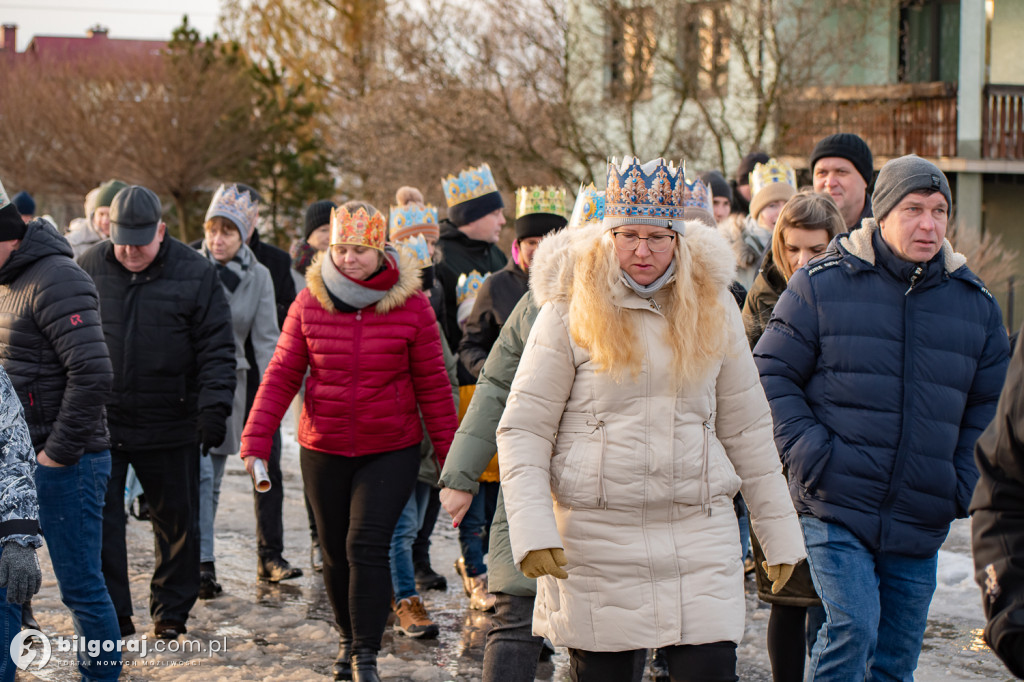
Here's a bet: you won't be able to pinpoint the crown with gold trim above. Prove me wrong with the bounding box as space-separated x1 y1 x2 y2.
515 186 566 219
568 183 605 229
456 270 488 306
604 157 686 225
442 164 500 207
389 204 438 236
749 159 797 198
330 205 387 251
205 184 260 237
683 177 713 214
392 234 432 270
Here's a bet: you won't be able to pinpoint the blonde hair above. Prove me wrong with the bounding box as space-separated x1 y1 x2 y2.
771 191 844 281
569 231 727 384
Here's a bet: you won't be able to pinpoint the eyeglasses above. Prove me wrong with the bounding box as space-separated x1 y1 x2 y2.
612 231 676 252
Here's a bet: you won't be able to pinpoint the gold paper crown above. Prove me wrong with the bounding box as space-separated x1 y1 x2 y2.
749 159 797 198
515 186 566 219
330 205 387 251
441 163 500 207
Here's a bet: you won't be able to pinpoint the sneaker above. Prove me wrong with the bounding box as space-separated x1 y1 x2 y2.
198 563 223 600
393 596 439 639
454 557 496 611
258 556 304 583
414 561 447 592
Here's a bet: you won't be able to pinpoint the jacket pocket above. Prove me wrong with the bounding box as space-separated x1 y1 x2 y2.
551 412 607 509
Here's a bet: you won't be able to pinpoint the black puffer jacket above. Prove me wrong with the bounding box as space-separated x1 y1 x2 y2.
79 237 236 451
458 259 528 379
0 220 112 465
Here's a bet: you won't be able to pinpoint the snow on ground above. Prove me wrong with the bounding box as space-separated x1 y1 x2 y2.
16 415 1017 680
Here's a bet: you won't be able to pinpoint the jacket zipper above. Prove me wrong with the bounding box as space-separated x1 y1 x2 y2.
701 416 713 517
904 266 923 296
350 309 363 453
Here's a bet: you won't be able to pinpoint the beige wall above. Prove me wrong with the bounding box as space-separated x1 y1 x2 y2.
981 176 1024 329
990 0 1024 85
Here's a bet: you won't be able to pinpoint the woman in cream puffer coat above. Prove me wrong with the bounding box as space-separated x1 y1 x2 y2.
496 209 806 680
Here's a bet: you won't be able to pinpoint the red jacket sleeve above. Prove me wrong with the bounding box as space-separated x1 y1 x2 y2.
408 294 458 464
240 293 310 461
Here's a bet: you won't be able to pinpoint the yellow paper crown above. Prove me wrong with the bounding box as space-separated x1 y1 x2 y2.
749 159 797 198
515 186 566 219
441 163 500 207
330 205 387 251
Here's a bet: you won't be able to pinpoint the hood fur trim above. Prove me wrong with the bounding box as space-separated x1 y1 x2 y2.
306 248 423 314
842 218 967 274
529 221 737 306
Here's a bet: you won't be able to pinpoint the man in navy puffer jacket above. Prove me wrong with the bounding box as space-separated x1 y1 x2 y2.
754 155 1009 681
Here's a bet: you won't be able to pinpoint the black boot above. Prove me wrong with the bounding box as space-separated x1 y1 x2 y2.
20 600 39 631
350 648 381 682
332 636 352 681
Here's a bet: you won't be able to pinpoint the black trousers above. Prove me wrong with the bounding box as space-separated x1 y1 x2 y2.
569 642 737 682
300 445 419 651
253 428 284 558
102 444 200 624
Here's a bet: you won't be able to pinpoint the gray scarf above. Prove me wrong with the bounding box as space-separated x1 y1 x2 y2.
320 245 398 309
621 259 677 298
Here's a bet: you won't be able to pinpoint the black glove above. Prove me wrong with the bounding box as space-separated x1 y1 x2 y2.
0 543 41 604
198 410 228 456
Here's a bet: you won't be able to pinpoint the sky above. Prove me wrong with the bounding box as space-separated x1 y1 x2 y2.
0 0 222 50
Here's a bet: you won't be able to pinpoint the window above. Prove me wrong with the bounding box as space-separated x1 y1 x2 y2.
606 2 657 101
677 0 730 97
899 0 960 83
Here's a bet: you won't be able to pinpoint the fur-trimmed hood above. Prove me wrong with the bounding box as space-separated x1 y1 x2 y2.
841 217 967 274
305 247 423 314
528 220 738 307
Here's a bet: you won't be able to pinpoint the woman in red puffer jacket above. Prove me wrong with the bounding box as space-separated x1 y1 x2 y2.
241 200 457 682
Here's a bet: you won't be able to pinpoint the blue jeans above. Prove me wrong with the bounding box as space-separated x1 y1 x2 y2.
199 453 228 564
801 516 937 682
458 481 499 577
735 494 750 562
389 481 432 602
37 451 122 680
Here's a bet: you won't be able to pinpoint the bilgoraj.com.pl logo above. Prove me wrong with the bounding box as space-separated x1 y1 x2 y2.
9 629 226 670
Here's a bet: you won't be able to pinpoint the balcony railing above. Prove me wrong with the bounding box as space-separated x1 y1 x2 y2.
983 84 1024 160
777 82 958 161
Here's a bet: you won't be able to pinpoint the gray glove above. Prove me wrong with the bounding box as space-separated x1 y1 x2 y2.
0 543 41 604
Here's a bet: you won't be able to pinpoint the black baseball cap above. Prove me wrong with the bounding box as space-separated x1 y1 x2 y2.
109 186 162 246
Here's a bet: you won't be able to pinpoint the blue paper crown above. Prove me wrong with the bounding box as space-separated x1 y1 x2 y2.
389 204 438 234
442 164 499 207
604 157 686 222
205 184 259 236
568 183 605 229
456 270 489 306
393 234 433 269
683 177 713 213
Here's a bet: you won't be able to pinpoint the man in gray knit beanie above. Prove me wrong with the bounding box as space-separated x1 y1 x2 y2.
874 155 952 263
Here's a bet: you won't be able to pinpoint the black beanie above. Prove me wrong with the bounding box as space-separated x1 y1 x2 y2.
810 133 874 187
447 191 504 228
735 152 770 186
304 200 336 241
12 191 34 216
515 213 566 240
0 203 26 242
700 171 733 203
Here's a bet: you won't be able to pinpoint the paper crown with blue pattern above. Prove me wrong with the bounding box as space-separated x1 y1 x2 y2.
442 164 500 207
568 183 605 230
205 184 260 240
683 177 712 213
604 157 687 231
456 270 489 306
389 204 438 236
393 234 432 270
515 186 566 219
749 159 797 197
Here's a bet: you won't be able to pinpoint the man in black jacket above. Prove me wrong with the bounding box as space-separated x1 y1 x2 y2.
0 181 116 677
972 321 1024 678
79 186 235 640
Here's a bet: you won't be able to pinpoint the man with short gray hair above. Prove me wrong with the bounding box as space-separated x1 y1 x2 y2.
79 185 235 640
754 155 1009 679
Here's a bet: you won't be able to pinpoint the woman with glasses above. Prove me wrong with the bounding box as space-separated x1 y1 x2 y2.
496 158 806 682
